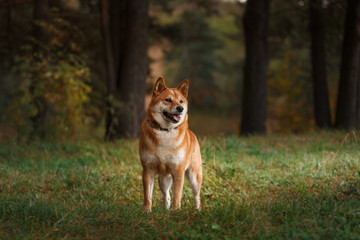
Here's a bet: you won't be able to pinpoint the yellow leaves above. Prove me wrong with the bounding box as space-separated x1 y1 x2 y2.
0 16 95 141
6 53 92 140
72 91 79 101
268 51 313 133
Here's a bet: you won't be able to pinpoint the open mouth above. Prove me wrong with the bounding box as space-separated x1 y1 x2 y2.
163 111 181 123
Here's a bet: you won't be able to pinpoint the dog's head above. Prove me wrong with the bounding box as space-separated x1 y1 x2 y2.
148 77 189 129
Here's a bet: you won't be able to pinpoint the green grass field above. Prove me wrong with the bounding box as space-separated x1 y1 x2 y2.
0 131 359 239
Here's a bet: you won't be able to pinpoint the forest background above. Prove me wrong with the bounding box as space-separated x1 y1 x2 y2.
0 0 358 142
1 1 360 238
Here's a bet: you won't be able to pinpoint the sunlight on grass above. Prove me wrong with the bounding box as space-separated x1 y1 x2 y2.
0 131 359 238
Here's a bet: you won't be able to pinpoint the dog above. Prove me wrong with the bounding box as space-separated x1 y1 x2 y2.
139 76 203 211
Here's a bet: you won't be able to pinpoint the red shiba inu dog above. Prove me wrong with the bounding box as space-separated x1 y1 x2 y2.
139 76 203 211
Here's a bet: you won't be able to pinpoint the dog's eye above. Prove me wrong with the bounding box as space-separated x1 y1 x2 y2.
165 98 172 103
180 100 183 104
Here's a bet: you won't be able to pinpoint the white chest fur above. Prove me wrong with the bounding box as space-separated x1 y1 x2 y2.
142 129 186 166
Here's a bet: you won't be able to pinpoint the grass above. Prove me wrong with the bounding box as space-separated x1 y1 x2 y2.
0 131 360 239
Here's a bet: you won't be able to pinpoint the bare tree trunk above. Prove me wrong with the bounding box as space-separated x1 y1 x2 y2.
309 0 331 128
357 73 360 123
100 0 116 93
109 0 127 80
335 0 360 130
5 0 12 39
31 0 50 138
100 0 117 141
240 0 270 135
104 0 149 140
116 0 148 138
33 0 50 48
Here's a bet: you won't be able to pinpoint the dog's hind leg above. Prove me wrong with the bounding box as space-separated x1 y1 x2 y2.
159 175 172 209
186 165 202 210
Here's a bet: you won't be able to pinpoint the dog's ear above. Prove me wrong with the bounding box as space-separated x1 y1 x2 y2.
153 76 167 95
177 79 189 98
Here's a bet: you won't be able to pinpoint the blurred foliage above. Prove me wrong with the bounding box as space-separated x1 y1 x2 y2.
0 7 98 141
171 10 223 107
150 0 345 134
266 0 345 133
151 1 243 109
9 51 91 140
268 51 314 133
0 0 348 139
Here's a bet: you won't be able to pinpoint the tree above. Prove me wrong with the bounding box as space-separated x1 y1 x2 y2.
240 0 270 135
335 0 360 130
101 0 116 140
104 0 149 140
309 0 331 128
31 0 51 138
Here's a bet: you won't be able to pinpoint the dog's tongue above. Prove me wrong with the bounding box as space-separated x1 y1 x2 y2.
173 114 181 122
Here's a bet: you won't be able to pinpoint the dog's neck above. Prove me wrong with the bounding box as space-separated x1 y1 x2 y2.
147 119 170 132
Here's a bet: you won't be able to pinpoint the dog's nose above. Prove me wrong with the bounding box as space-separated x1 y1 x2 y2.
176 106 184 113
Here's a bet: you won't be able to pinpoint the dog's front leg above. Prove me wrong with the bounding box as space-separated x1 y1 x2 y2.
172 168 185 210
142 169 155 212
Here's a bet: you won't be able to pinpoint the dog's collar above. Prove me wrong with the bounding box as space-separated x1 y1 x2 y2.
147 119 169 132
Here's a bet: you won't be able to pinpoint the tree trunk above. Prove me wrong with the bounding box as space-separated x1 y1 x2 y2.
5 0 12 39
109 0 127 80
31 0 51 138
357 73 360 122
101 0 117 141
335 0 360 130
240 0 270 135
100 0 116 93
33 0 50 49
116 0 148 138
104 0 149 140
309 0 331 128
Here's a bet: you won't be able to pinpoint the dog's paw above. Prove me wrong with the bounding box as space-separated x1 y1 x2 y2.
144 205 152 212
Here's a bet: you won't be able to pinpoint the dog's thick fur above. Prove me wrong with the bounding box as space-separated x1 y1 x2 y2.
139 77 203 211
